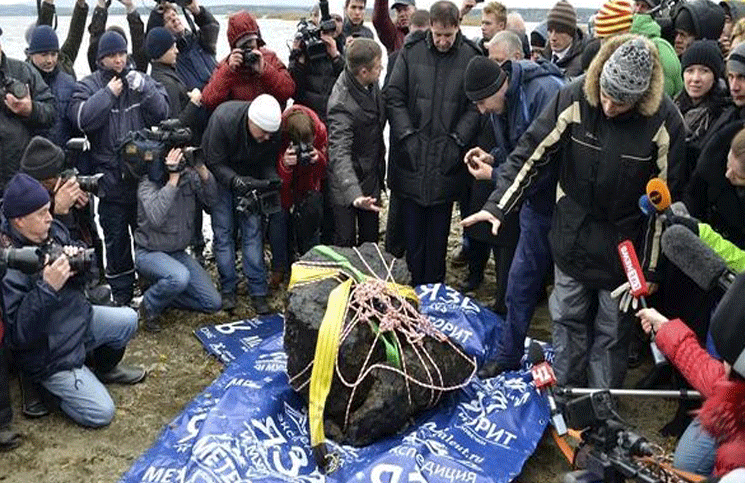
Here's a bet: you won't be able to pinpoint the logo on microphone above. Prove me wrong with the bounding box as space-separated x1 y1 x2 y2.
530 362 556 389
619 244 643 293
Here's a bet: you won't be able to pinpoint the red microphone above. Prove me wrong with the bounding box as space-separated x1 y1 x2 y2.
528 342 566 435
530 361 557 390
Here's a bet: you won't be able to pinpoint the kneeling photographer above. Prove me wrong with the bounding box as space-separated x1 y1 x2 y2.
1 173 145 429
134 147 221 333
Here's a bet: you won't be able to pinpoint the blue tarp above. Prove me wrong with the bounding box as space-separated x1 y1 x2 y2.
120 284 553 483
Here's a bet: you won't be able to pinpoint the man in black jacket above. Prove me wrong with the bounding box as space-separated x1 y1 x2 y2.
384 0 480 285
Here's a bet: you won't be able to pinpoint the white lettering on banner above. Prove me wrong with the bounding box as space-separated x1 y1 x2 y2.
225 378 261 390
240 336 262 351
372 464 404 483
271 446 307 476
177 413 208 445
208 342 233 361
214 319 263 334
421 461 478 483
390 446 417 458
252 417 287 447
428 317 474 344
190 435 244 483
255 352 287 372
417 284 441 302
142 467 185 483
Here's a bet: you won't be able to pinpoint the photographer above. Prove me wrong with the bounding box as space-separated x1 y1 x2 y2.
0 28 55 194
146 0 219 90
637 272 745 477
1 173 145 428
134 148 221 332
202 94 282 315
201 11 295 111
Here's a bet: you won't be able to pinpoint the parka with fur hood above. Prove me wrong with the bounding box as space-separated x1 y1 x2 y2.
201 11 295 111
484 35 687 289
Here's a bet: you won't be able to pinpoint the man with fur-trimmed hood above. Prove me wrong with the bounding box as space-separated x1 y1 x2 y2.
201 10 295 111
463 35 687 388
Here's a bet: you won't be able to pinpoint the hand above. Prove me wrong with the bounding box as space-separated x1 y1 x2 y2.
4 89 33 117
43 253 72 291
125 70 144 92
310 147 320 164
53 177 83 215
195 162 210 180
465 155 493 180
117 0 135 13
464 146 494 166
232 175 252 195
252 49 265 74
321 33 339 58
461 210 501 236
74 191 90 208
610 281 644 312
345 35 356 49
636 308 669 334
353 196 382 212
283 145 298 167
165 147 183 183
228 48 243 70
188 88 201 106
460 0 476 17
107 76 123 96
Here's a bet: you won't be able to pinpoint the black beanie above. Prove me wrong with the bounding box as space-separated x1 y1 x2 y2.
2 173 51 219
146 27 175 61
97 30 127 60
20 136 64 181
27 25 59 55
681 40 725 80
675 7 696 36
464 56 508 102
710 271 745 377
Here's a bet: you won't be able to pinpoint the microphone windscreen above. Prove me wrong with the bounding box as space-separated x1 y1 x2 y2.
646 178 672 212
661 225 726 291
528 341 545 365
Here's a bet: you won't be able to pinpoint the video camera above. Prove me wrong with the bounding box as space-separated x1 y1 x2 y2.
120 119 194 179
235 178 282 216
294 0 337 62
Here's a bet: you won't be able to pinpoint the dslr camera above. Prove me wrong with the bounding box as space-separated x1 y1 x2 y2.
0 246 44 274
242 49 261 69
0 71 29 106
294 0 337 62
235 179 282 216
59 168 104 195
43 242 95 273
294 141 314 167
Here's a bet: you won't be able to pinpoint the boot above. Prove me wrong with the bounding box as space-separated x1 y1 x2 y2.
251 295 271 315
221 291 237 312
93 346 146 385
19 372 48 418
139 301 161 333
0 426 21 451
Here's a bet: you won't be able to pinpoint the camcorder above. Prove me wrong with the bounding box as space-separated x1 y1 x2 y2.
43 243 95 273
235 179 282 217
120 119 194 180
294 141 314 167
294 0 336 62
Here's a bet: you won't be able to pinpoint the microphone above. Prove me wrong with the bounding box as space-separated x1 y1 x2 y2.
638 194 656 217
617 240 667 365
646 178 672 212
661 225 737 292
528 342 567 436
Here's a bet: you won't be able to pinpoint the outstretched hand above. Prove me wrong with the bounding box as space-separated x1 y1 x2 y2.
460 210 501 236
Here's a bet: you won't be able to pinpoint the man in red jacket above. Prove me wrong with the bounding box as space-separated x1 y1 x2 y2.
201 10 295 111
373 0 414 53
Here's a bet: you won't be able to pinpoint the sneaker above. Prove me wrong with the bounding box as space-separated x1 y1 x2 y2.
451 247 468 267
251 295 271 315
138 302 162 333
222 291 237 312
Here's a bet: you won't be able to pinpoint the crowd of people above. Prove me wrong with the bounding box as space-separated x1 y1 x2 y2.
0 0 744 478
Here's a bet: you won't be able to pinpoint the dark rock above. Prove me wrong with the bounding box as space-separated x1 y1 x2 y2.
284 243 475 446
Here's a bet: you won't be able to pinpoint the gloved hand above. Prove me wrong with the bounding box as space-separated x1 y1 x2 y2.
125 70 144 92
660 210 699 235
611 281 641 312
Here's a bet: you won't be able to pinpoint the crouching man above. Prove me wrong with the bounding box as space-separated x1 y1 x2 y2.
1 173 145 428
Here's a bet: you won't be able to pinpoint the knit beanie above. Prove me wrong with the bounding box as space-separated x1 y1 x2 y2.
20 136 64 181
595 0 633 38
97 30 127 60
728 42 745 75
675 7 696 35
248 94 282 132
2 173 51 220
599 37 653 105
464 56 508 102
27 25 59 54
145 27 175 61
710 271 745 377
547 0 577 36
680 40 724 80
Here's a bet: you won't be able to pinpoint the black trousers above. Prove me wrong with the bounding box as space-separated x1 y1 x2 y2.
332 204 379 247
0 345 12 428
400 199 452 286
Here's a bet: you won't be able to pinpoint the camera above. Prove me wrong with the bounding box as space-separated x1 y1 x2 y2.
294 142 314 167
0 246 44 274
166 146 201 173
241 49 261 68
59 168 104 195
0 73 29 100
294 0 336 62
120 119 193 179
235 179 282 216
43 243 95 273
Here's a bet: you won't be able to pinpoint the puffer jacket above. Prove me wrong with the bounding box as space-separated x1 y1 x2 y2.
289 50 344 124
631 14 683 98
1 219 91 382
277 104 327 210
655 319 745 477
327 68 386 206
0 53 56 192
484 35 686 289
201 11 295 111
134 169 218 252
31 65 78 148
37 0 88 79
68 67 169 203
677 0 726 41
543 27 586 79
149 61 205 144
384 30 481 207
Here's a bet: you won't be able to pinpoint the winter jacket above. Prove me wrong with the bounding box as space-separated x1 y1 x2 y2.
655 319 745 477
543 28 586 79
38 0 88 79
686 118 745 248
372 0 408 54
30 65 78 148
698 221 745 272
201 11 295 111
677 0 726 41
631 14 684 98
0 54 56 193
134 168 217 252
146 6 220 90
484 36 686 289
149 61 205 144
327 69 386 206
341 18 374 40
288 49 344 124
201 100 280 189
722 1 745 23
68 67 169 203
384 30 481 207
1 219 91 382
87 5 148 73
277 104 327 210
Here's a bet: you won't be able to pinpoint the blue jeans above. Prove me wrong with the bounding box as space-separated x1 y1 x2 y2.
674 418 717 477
40 305 138 427
497 203 553 367
135 248 222 316
211 185 267 296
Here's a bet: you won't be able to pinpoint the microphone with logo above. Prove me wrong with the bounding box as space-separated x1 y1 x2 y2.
528 342 567 436
617 240 667 366
661 225 737 292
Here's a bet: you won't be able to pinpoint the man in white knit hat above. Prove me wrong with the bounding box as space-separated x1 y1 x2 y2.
202 94 282 315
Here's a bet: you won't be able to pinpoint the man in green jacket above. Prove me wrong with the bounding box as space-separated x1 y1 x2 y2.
631 13 683 97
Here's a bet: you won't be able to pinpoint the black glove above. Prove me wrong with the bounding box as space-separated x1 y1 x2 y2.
662 212 699 236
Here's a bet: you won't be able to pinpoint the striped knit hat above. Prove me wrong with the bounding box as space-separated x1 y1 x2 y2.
547 0 577 35
595 0 633 38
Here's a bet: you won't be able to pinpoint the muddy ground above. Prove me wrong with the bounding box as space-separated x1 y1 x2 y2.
0 209 682 483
